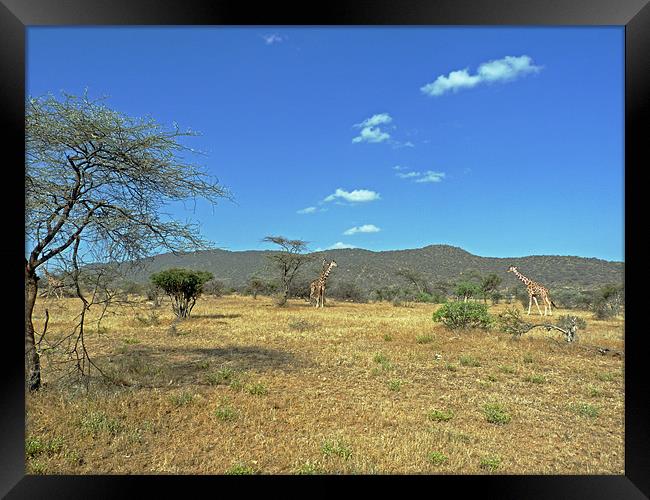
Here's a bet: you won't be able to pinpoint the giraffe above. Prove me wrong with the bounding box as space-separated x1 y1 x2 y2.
507 266 557 316
310 259 338 308
310 259 327 305
41 267 65 299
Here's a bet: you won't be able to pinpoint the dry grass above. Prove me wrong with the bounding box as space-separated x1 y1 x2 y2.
26 295 624 475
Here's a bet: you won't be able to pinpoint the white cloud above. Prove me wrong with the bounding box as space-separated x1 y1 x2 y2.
357 113 392 128
421 55 542 97
352 113 392 144
324 188 381 203
261 33 286 45
343 224 381 236
415 171 446 183
329 242 356 249
393 165 406 171
352 126 390 144
396 171 421 179
395 169 446 183
297 206 317 214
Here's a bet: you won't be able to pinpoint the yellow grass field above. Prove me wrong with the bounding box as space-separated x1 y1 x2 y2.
26 295 624 475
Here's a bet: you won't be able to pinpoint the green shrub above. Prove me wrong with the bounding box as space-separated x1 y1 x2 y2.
428 451 448 465
79 411 123 436
483 402 511 425
169 391 194 407
206 367 236 386
432 302 493 330
459 355 481 367
417 292 446 304
525 374 546 384
387 379 403 391
571 402 599 418
226 463 258 475
150 268 213 318
246 382 268 396
321 438 352 460
295 460 322 475
214 406 238 422
427 409 454 422
480 455 502 471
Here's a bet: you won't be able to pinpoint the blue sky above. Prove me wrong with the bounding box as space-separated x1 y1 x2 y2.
27 27 624 261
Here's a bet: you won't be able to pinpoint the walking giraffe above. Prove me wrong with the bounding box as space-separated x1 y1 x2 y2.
507 266 557 316
41 267 65 299
310 259 338 308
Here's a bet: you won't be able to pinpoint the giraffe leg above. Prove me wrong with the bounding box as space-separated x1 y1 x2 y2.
533 296 543 316
528 296 532 315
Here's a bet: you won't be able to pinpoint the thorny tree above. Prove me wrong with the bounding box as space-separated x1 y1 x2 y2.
262 236 312 306
25 92 230 391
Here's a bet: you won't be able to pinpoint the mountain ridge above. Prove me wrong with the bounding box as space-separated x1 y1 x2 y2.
120 244 624 292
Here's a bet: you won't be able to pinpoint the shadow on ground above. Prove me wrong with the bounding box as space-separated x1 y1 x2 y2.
87 343 314 389
190 313 242 319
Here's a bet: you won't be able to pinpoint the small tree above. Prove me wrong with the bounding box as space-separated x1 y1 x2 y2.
455 281 480 302
246 277 266 299
150 268 213 318
203 278 226 297
263 236 312 306
395 268 430 294
145 283 162 307
331 281 368 303
480 273 502 303
592 284 624 319
433 302 493 330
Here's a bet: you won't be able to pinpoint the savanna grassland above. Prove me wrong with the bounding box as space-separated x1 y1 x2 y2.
26 295 624 475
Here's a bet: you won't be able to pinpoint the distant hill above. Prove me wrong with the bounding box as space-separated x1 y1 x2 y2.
119 244 624 292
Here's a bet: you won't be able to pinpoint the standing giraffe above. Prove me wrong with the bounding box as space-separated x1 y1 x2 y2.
310 259 327 304
310 260 338 308
507 266 557 316
41 267 65 299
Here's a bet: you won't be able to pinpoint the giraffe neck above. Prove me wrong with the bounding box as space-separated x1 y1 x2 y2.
321 263 335 284
513 269 533 286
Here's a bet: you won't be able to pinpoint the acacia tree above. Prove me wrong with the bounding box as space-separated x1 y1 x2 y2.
25 92 231 391
247 277 266 299
262 236 312 306
480 273 502 303
395 268 430 294
150 268 213 318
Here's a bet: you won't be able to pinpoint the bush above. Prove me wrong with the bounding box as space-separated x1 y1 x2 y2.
432 302 493 330
203 279 226 297
391 288 418 307
371 286 401 302
483 402 511 425
150 268 213 318
145 284 161 306
592 284 623 319
289 278 312 300
330 281 368 303
121 281 144 296
416 292 446 304
556 314 587 331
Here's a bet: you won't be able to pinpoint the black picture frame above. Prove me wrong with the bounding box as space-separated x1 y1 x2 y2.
2 0 647 497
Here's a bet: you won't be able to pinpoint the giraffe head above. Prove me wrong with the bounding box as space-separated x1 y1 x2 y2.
507 266 518 273
330 260 338 268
